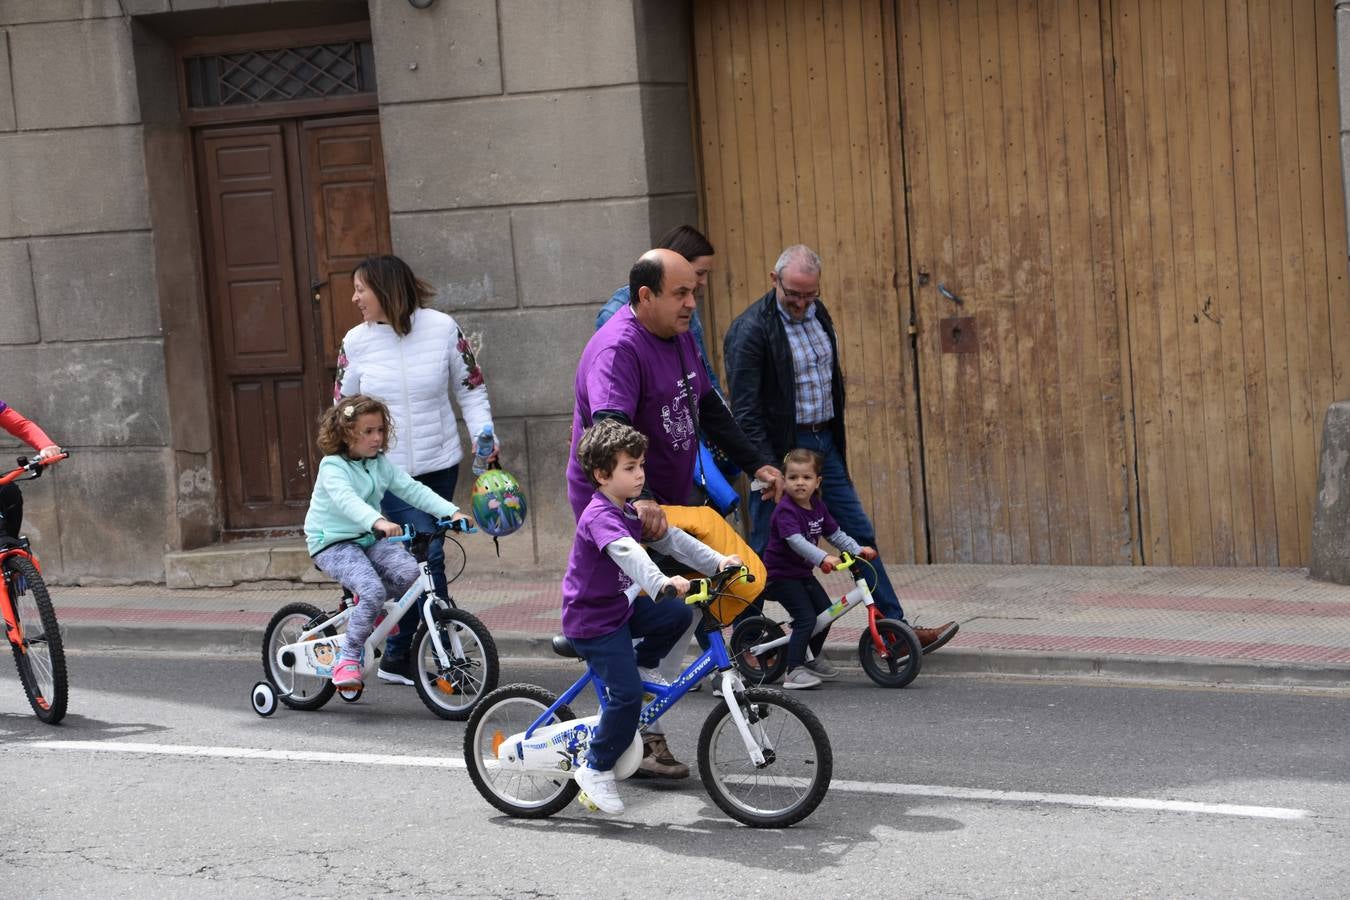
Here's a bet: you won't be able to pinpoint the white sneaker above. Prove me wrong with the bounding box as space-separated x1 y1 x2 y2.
783 668 823 690
574 762 624 814
804 654 838 679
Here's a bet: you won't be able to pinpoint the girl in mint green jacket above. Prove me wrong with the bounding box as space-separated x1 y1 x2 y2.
304 395 471 689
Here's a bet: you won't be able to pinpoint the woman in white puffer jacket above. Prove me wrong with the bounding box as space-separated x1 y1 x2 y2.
333 254 495 686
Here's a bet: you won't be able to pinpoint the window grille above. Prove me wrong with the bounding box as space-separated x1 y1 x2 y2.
185 40 377 108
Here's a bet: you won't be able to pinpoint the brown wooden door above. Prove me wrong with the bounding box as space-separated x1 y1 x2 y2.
197 117 391 531
299 116 392 390
897 0 1132 564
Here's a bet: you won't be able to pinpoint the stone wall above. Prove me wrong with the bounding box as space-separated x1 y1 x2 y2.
0 0 696 580
0 2 172 582
370 0 697 568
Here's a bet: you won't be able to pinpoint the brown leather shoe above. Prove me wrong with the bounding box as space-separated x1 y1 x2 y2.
634 734 690 779
912 621 959 655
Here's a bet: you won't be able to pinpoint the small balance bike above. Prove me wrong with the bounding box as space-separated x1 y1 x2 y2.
250 519 498 720
729 552 923 688
464 567 833 828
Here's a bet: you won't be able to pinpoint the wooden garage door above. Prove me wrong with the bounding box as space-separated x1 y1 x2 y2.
694 0 925 564
692 0 1349 566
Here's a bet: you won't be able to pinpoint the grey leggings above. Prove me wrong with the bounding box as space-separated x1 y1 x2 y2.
313 540 420 663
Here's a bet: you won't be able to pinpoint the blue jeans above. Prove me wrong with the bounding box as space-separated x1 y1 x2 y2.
766 577 832 669
380 464 459 659
569 595 692 771
749 428 905 621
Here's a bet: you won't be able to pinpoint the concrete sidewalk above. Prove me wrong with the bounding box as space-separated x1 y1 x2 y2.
45 564 1350 689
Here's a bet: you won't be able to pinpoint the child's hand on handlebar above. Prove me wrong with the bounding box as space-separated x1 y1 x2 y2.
858 546 878 561
373 517 404 539
35 445 63 463
662 576 691 599
718 554 743 571
820 554 842 574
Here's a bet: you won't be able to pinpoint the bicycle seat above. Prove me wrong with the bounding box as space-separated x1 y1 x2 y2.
550 635 582 660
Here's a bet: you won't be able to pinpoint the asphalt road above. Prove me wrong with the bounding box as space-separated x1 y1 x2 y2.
1 652 1347 898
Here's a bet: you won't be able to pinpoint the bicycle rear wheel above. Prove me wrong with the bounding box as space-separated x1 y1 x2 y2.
5 554 67 724
412 605 499 720
729 616 788 685
697 687 831 827
263 602 336 711
464 684 579 818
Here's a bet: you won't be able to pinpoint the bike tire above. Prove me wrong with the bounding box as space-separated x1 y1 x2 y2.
857 618 922 688
5 555 67 724
464 684 579 818
697 687 832 828
412 605 499 720
263 602 337 711
729 616 789 685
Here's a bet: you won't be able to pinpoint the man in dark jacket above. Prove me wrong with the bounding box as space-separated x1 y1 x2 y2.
723 244 958 654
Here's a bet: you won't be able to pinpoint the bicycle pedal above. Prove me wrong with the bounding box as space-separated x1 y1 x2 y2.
576 791 600 812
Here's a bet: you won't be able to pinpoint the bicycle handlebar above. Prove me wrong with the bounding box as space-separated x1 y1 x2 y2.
834 551 857 571
385 519 478 542
0 452 69 487
684 564 753 606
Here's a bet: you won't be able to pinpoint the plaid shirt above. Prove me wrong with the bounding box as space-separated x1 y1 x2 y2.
778 300 835 426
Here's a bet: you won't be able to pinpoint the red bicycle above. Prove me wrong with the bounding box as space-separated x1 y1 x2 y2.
0 454 68 723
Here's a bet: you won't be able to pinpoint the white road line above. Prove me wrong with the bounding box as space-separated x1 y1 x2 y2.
18 740 1309 821
829 779 1308 820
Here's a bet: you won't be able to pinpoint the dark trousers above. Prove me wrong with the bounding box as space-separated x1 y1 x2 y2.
765 577 832 669
0 483 21 540
380 464 459 659
570 594 692 771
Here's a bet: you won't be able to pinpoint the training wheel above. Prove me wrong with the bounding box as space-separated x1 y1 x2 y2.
339 686 363 703
251 681 278 717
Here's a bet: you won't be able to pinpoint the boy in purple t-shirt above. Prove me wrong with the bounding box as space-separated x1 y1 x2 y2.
762 449 879 690
564 419 740 814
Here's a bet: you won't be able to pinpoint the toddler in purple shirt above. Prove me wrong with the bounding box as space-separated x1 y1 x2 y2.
563 419 739 814
763 449 878 690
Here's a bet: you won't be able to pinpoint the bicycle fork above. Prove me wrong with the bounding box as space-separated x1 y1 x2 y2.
719 682 771 767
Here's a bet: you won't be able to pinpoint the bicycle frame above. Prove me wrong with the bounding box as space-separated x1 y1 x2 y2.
0 544 35 649
273 534 469 686
511 573 772 771
0 455 63 652
744 555 895 660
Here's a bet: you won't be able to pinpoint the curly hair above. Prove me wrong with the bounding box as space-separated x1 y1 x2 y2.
577 418 648 486
318 394 394 456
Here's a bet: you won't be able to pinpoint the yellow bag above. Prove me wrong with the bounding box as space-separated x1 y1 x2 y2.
660 505 766 625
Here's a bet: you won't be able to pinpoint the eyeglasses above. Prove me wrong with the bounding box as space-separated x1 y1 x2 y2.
779 286 819 303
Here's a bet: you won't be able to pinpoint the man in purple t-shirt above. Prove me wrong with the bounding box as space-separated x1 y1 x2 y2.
567 249 783 540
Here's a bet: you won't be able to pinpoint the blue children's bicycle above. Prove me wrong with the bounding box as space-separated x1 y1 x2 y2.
463 566 833 828
250 519 498 721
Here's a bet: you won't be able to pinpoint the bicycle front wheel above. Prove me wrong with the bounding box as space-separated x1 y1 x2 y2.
697 687 831 827
412 605 499 720
858 618 922 688
5 554 67 724
729 616 788 685
464 684 579 818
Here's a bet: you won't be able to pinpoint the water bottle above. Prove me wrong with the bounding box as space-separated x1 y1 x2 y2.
472 424 495 475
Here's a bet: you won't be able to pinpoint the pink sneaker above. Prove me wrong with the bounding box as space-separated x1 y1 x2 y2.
332 658 363 689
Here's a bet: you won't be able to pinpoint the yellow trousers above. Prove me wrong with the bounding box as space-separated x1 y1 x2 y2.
660 505 766 625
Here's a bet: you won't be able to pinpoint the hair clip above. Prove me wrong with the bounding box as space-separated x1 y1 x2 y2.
342 405 355 418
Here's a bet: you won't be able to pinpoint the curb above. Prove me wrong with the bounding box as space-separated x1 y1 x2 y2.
62 623 1350 691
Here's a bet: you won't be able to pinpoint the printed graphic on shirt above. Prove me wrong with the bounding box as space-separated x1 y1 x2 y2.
660 371 698 453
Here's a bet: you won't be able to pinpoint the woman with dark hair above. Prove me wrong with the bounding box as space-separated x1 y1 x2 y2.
333 254 496 686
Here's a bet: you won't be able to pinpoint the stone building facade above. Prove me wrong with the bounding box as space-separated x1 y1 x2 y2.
0 0 696 582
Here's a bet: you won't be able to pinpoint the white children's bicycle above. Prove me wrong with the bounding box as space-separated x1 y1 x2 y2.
249 519 499 720
729 552 923 688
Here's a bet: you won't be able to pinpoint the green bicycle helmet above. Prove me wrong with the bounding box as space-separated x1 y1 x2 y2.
471 468 527 538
